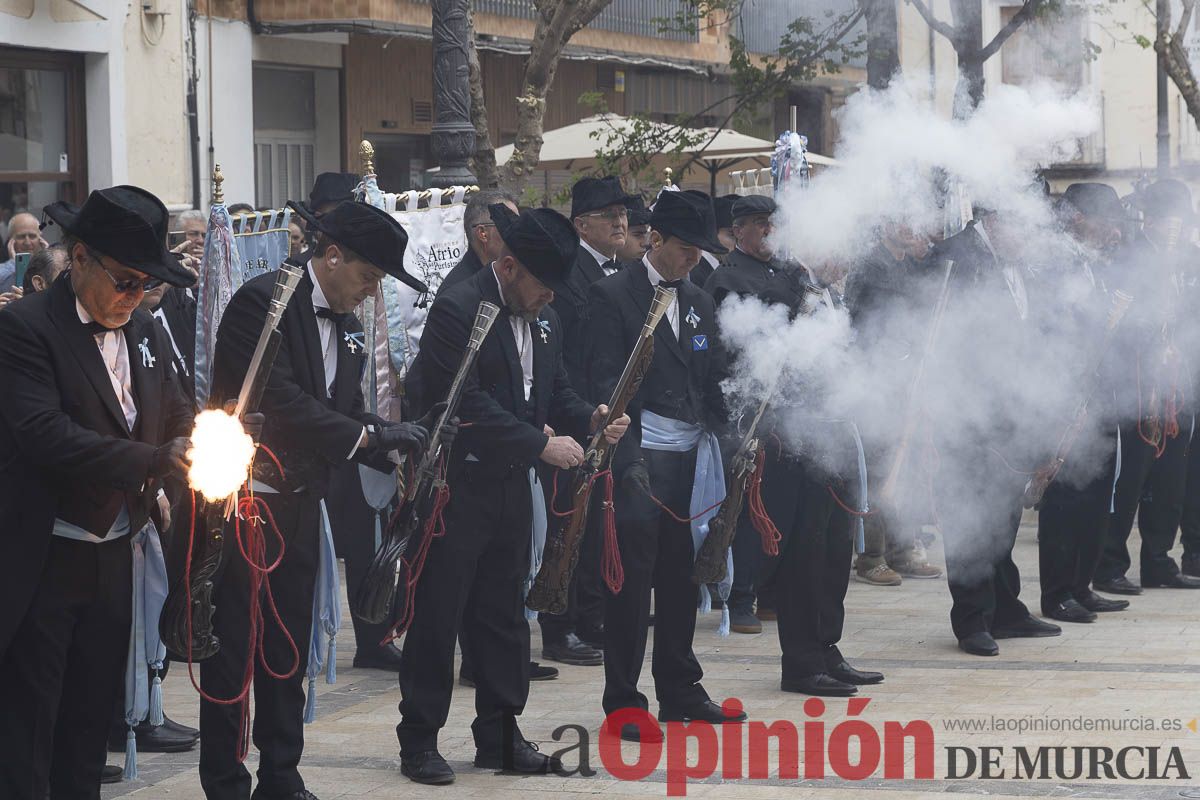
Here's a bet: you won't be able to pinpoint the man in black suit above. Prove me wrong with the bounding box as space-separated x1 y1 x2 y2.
141 283 198 400
689 193 738 288
0 185 202 798
397 205 629 785
439 189 519 294
588 190 747 740
200 200 437 800
536 176 637 667
617 195 652 264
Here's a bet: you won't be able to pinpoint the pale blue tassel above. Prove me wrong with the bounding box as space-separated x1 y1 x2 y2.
698 584 712 614
148 671 164 727
303 676 317 724
524 605 538 622
326 639 337 685
717 606 730 637
123 727 138 780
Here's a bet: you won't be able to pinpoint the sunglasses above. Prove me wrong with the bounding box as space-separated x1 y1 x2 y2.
97 259 163 294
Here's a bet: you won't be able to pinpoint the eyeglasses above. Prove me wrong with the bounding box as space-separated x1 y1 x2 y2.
96 258 162 294
580 209 628 222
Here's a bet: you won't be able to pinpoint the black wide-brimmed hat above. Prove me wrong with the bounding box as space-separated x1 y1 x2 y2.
1139 179 1195 221
43 185 195 287
650 190 728 254
571 176 638 219
309 172 361 211
490 203 578 295
732 194 777 221
289 200 428 294
624 194 651 227
713 194 740 229
1062 183 1124 222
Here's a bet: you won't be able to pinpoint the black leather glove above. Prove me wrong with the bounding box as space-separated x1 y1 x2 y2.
416 401 459 452
242 412 265 443
621 461 652 498
151 437 191 480
375 421 430 455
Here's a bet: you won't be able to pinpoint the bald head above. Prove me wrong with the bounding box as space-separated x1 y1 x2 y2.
8 213 43 257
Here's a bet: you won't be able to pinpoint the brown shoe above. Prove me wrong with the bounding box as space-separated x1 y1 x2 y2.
854 564 902 586
892 559 942 579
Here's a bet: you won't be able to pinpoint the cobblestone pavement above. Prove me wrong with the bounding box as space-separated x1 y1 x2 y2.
104 517 1200 799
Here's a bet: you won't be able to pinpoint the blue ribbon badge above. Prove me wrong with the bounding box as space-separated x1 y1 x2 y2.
537 319 551 344
692 334 708 351
344 331 365 354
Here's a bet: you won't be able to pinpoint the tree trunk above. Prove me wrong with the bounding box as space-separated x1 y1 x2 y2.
1158 26 1200 136
498 0 612 192
949 0 984 117
863 0 900 91
466 7 499 188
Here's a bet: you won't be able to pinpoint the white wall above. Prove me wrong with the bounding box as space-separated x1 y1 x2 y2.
195 18 255 208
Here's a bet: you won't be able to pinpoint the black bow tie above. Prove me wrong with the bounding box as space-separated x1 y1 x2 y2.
601 259 618 272
659 279 684 290
315 306 352 327
84 320 123 336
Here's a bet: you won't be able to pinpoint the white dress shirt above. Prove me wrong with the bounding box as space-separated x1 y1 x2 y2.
309 265 340 397
643 256 680 337
494 266 534 401
580 239 618 277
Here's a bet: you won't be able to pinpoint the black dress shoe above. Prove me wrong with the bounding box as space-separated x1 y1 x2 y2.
1182 555 1200 578
659 699 748 723
250 791 321 800
352 643 404 670
475 738 561 773
530 661 559 681
827 661 883 685
101 764 123 784
576 625 605 650
161 714 200 741
781 673 858 697
1142 571 1200 588
992 615 1061 639
402 750 456 785
108 721 197 754
1093 576 1142 595
1044 599 1097 623
542 633 603 666
958 631 999 656
610 721 664 743
1075 591 1129 612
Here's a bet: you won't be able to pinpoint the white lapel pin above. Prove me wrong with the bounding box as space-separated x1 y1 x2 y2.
685 306 700 328
138 337 156 368
537 319 551 344
344 331 364 354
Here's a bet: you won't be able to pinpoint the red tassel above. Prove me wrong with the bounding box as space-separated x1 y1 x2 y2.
600 471 624 594
746 447 781 556
384 476 452 644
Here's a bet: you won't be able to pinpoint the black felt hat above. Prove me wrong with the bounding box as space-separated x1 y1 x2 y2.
1140 179 1195 221
490 203 579 295
1062 183 1124 222
731 194 777 222
624 194 652 227
289 200 428 294
650 190 728 254
43 185 195 288
309 172 361 211
713 194 740 229
571 176 638 219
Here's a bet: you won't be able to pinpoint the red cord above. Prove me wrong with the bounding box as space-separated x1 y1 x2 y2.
826 484 877 518
382 456 452 644
599 471 624 594
184 445 299 764
648 492 725 523
746 447 781 555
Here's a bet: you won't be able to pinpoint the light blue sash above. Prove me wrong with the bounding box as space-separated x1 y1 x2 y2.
304 499 341 723
524 468 548 621
121 521 169 779
640 410 729 632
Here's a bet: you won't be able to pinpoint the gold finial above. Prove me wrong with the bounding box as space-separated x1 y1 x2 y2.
664 167 674 187
212 163 224 205
360 140 376 177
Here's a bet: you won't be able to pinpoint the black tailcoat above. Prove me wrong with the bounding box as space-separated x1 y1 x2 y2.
154 286 197 399
703 247 779 307
0 275 194 653
548 248 608 398
437 248 485 296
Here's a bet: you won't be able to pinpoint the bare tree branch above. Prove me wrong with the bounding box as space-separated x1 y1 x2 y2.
1175 0 1196 43
905 0 958 44
978 0 1044 62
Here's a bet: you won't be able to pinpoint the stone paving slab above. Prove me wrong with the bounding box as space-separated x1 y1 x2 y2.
101 519 1200 798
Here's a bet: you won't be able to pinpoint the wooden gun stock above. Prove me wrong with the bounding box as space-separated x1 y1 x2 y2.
526 286 675 614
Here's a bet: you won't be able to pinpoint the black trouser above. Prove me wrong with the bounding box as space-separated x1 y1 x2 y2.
1038 429 1118 610
1180 431 1200 559
0 536 132 800
397 465 533 755
199 492 320 800
1098 421 1191 583
603 448 709 715
326 463 393 653
539 480 606 643
759 458 852 679
938 448 1031 640
728 512 761 614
